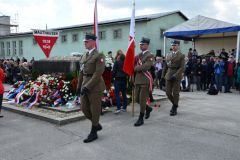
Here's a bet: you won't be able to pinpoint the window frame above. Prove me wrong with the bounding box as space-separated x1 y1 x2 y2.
99 31 106 40
12 41 17 55
61 35 67 43
19 40 23 56
7 41 11 56
0 42 5 56
113 29 122 39
72 34 78 42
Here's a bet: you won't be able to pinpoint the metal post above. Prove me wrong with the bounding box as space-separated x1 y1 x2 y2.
236 31 240 63
164 36 166 57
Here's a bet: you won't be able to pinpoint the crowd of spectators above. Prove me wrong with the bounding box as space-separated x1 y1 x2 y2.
1 57 34 85
153 48 240 93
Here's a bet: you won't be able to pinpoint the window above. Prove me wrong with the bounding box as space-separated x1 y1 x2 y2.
61 35 67 43
19 41 23 55
12 41 17 55
0 42 5 57
99 31 106 40
113 29 122 39
33 38 37 45
160 28 166 38
7 42 10 56
72 34 78 42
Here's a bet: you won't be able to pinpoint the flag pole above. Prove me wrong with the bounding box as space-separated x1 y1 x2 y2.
94 0 99 50
131 76 135 117
122 0 135 117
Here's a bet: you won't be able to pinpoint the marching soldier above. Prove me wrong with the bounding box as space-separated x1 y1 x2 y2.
134 37 154 127
76 33 106 143
161 40 185 116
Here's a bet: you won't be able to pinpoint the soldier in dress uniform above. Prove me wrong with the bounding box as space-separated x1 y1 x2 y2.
76 33 106 143
161 40 185 116
134 37 154 127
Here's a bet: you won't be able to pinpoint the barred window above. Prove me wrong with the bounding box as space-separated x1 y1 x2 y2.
113 29 122 39
72 34 78 42
12 41 17 55
19 41 23 55
7 42 10 56
99 31 106 40
61 35 67 43
0 42 5 57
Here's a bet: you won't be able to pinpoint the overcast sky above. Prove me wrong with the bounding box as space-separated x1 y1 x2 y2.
0 0 240 32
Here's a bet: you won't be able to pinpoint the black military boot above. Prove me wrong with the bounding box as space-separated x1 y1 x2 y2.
170 105 174 113
83 125 98 143
170 105 178 116
96 123 102 131
145 105 153 119
134 113 144 127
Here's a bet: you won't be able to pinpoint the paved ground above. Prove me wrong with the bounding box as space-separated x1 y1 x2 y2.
0 86 240 160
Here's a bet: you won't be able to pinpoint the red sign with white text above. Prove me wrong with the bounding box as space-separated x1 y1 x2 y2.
33 30 59 58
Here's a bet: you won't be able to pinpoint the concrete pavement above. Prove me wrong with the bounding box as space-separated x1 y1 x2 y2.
0 89 240 160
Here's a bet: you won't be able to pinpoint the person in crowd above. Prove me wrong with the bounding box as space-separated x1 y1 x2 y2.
12 62 22 83
133 37 154 126
161 40 185 116
102 51 114 90
235 62 240 91
16 57 21 65
21 57 27 63
154 57 163 89
0 61 4 118
187 48 193 59
30 57 35 64
201 59 208 91
112 50 128 114
19 62 31 81
192 49 198 60
5 60 14 84
219 48 229 62
224 56 235 93
108 51 114 63
207 56 215 88
192 58 202 91
214 57 225 92
76 33 106 143
230 49 236 58
208 50 216 57
184 57 193 91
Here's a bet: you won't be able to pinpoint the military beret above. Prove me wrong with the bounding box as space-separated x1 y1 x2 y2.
83 33 97 41
139 37 150 45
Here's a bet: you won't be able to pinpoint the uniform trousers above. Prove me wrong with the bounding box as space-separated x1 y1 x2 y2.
81 92 102 126
135 84 149 113
165 80 181 106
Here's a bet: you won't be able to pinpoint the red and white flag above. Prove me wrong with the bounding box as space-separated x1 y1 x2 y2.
123 1 135 76
94 0 99 50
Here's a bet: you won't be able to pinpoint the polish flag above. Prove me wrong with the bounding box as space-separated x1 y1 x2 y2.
94 0 99 50
123 1 135 76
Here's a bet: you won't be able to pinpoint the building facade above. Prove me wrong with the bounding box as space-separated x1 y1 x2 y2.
0 11 191 60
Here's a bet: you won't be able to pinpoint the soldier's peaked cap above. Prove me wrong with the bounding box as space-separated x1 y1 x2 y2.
171 40 180 45
139 37 150 45
83 33 97 41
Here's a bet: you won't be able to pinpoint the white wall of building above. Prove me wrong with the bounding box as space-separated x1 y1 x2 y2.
195 37 237 55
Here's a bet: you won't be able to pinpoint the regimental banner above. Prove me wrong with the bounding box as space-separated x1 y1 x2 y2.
33 30 59 58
